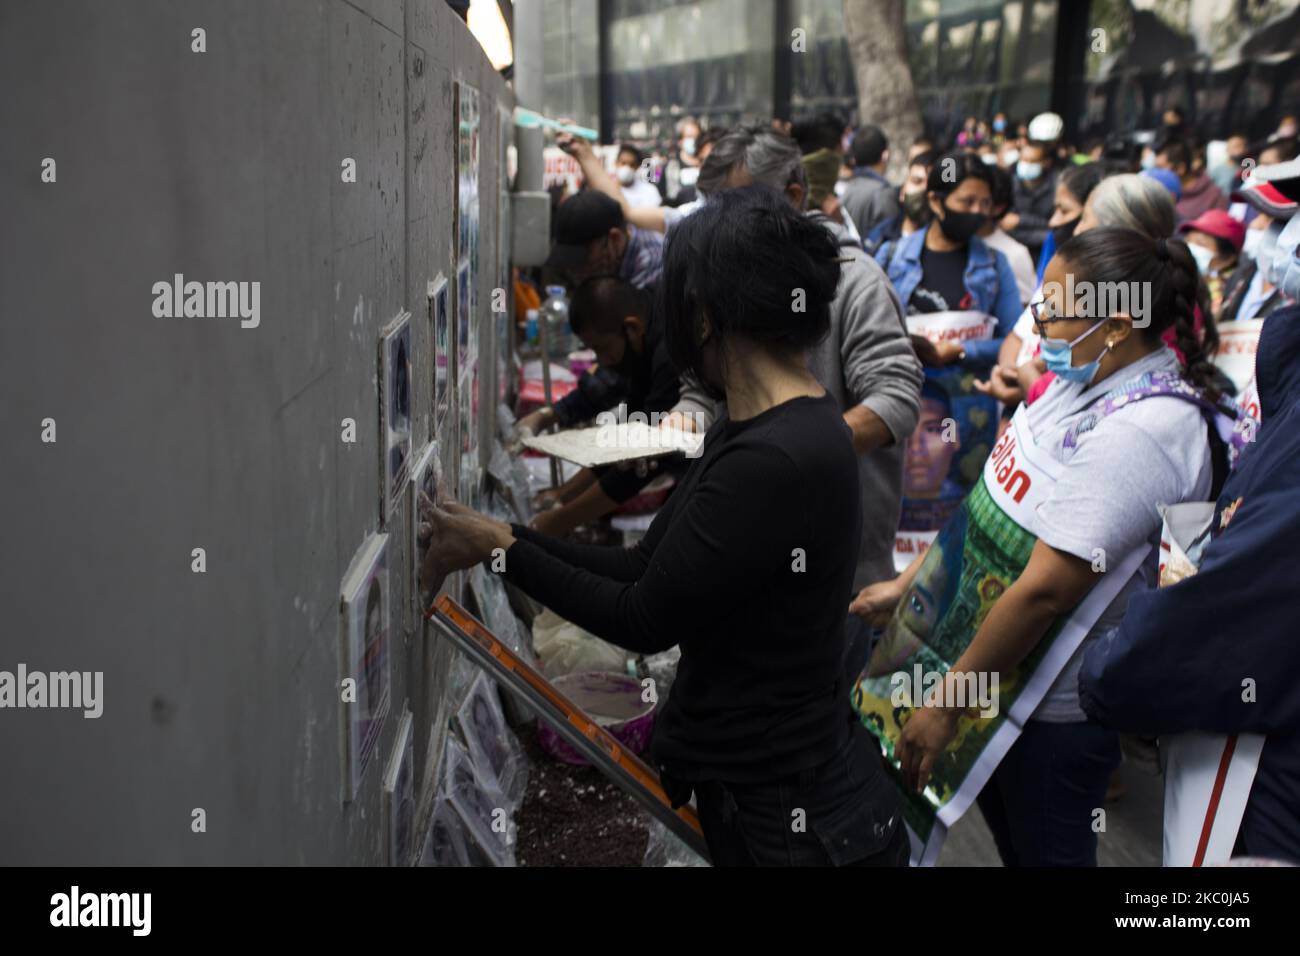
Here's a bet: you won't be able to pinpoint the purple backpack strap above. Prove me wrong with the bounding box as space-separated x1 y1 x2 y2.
1062 371 1253 470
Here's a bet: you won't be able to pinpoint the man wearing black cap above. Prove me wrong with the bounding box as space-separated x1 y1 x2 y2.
544 189 664 290
1219 179 1297 324
519 190 671 506
840 125 900 241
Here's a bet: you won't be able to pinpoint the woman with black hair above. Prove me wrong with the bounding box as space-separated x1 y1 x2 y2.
852 227 1244 865
1042 163 1106 279
876 150 1022 372
420 185 907 867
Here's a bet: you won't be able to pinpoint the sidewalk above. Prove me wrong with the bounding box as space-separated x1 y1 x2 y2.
939 759 1164 866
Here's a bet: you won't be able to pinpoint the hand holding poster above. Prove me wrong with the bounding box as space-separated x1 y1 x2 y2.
856 405 1147 864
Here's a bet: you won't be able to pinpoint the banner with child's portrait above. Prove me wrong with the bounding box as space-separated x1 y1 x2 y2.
895 311 999 572
856 405 1148 865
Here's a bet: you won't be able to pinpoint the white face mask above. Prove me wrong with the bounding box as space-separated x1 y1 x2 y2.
1188 241 1215 275
1016 160 1043 181
1001 148 1020 167
616 165 636 186
1257 224 1284 284
1271 213 1300 300
1242 227 1267 262
681 137 697 157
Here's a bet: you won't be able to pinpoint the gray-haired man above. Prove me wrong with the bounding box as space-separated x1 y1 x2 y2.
699 127 923 593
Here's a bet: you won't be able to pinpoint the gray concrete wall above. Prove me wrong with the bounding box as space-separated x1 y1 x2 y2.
0 0 512 864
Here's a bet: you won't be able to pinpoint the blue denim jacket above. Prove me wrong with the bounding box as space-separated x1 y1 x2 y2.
875 226 1022 368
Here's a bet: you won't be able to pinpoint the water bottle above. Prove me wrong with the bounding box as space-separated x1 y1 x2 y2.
540 285 571 359
524 308 540 350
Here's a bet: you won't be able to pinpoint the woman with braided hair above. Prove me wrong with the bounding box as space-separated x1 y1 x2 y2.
850 226 1246 865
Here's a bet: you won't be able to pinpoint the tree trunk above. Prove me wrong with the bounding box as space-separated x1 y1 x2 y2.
842 0 924 182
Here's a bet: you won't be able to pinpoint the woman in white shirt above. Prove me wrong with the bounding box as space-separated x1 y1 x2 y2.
853 227 1233 865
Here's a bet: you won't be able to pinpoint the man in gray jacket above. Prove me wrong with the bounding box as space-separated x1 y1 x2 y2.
562 125 922 591
840 125 901 242
693 128 923 590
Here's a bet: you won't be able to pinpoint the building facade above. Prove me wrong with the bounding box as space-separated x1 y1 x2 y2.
541 0 1299 151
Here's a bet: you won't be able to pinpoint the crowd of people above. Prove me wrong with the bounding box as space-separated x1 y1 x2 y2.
419 105 1300 868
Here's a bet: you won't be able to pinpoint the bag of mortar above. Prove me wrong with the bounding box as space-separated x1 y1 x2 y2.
531 607 632 679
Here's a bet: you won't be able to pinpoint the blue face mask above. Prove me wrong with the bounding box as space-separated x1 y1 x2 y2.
993 118 1007 133
1040 319 1109 385
1016 160 1043 181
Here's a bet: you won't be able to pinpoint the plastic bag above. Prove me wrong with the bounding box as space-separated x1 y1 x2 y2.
532 607 632 679
487 439 535 525
419 797 474 867
469 563 535 665
456 672 529 810
639 645 681 707
467 559 540 726
445 648 480 707
641 816 709 867
437 734 516 866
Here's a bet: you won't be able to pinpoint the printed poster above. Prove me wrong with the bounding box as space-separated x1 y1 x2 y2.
1213 318 1264 402
895 311 998 572
855 406 1147 864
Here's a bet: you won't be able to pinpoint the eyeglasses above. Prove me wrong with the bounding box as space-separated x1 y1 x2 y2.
1029 295 1072 338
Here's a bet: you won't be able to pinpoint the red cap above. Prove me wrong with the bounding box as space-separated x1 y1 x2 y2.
1179 208 1246 253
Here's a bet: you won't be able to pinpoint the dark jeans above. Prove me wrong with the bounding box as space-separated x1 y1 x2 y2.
690 723 909 867
976 718 1121 867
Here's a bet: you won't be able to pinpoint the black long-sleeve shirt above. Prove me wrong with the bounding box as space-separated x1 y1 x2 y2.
499 392 863 783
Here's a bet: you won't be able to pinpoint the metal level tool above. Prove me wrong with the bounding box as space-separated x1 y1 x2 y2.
427 594 709 862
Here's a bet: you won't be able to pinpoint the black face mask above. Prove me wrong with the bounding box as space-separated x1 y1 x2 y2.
902 190 929 223
937 205 985 245
1052 216 1080 250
